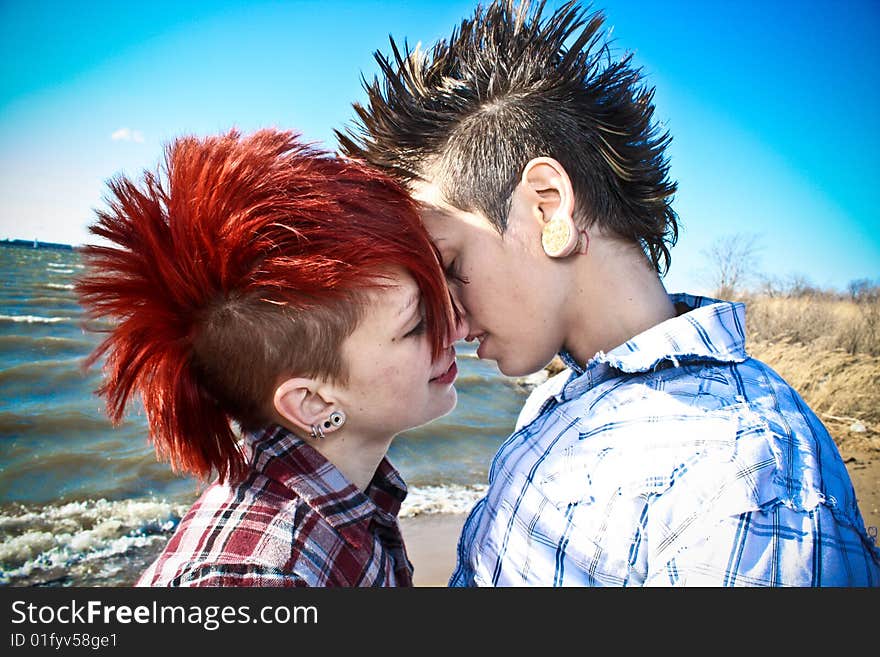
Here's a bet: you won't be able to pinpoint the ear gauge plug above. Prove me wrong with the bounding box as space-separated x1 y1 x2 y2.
324 410 346 430
542 215 586 258
310 410 345 440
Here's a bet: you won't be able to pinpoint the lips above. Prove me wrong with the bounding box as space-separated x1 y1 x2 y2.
430 359 458 385
465 331 488 357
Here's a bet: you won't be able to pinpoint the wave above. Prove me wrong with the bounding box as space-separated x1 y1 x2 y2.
46 268 75 274
43 283 75 290
0 314 72 324
453 374 496 389
0 335 95 357
0 484 486 585
11 295 79 307
0 358 92 388
0 498 188 586
400 483 486 518
0 409 112 438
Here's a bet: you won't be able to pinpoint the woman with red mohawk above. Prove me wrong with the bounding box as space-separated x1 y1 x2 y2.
76 128 465 587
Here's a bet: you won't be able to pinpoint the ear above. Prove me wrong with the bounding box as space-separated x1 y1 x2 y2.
520 157 585 258
273 377 342 439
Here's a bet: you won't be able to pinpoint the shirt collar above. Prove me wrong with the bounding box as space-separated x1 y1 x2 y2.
559 293 749 398
243 425 407 548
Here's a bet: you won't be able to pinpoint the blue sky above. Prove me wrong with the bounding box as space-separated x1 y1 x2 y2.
1 0 877 294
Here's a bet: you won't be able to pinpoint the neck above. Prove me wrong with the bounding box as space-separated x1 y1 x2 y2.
562 234 676 367
308 430 394 493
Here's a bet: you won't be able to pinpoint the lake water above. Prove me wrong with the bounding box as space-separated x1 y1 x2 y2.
0 244 546 586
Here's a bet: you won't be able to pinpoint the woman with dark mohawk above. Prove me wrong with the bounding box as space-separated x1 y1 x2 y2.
75 128 465 587
339 0 880 586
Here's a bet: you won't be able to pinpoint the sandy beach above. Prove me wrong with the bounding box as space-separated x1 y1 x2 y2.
400 447 880 587
400 513 467 586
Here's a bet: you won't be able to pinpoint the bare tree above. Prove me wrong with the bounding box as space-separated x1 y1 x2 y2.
701 232 762 299
846 277 880 355
848 278 877 302
783 273 818 298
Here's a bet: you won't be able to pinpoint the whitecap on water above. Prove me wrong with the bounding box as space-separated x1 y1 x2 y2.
0 498 189 586
400 483 487 518
0 314 71 324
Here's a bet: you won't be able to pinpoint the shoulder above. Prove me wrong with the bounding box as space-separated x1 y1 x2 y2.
508 352 856 519
137 477 338 587
511 360 815 513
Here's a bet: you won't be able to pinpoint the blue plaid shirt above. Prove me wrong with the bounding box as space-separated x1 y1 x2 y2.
450 294 880 586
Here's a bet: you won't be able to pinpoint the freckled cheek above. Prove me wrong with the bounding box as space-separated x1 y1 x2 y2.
376 363 413 394
349 357 397 400
379 362 428 398
377 363 402 379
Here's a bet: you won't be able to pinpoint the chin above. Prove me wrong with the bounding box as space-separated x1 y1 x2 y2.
433 388 458 420
496 356 552 378
413 390 458 429
438 389 458 417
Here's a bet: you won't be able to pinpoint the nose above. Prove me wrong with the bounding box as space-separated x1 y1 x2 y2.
446 312 469 347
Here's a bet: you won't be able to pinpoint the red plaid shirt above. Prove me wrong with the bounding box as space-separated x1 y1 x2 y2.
137 425 413 587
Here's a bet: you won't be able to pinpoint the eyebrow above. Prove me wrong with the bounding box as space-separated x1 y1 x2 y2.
398 290 420 318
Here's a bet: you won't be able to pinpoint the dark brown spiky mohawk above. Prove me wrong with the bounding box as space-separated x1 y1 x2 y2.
337 0 679 274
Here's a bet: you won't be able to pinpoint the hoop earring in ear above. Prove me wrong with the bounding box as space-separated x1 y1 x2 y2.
323 410 346 431
541 215 588 258
309 424 325 440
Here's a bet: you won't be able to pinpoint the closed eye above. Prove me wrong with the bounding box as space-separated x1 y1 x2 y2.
445 258 469 285
405 318 426 338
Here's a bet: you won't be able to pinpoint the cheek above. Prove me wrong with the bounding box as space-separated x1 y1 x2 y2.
377 363 403 381
377 362 422 399
346 356 404 412
466 263 527 318
461 261 502 314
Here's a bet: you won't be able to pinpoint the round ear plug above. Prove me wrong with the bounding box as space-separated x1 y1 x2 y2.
541 215 580 258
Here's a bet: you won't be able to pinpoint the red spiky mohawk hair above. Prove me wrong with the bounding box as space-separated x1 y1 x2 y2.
76 128 455 484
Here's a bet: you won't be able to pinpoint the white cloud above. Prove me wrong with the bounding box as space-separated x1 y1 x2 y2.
111 128 144 143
